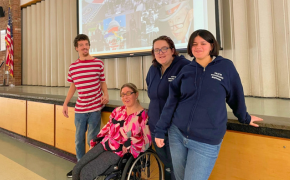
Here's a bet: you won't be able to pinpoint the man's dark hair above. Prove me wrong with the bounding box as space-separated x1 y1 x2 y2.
74 34 90 48
187 29 220 57
151 35 179 67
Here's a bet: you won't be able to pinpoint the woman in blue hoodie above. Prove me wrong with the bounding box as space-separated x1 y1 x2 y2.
146 35 190 180
154 30 263 180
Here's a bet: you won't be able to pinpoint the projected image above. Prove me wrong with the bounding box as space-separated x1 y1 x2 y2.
158 1 194 43
103 15 126 51
79 0 213 56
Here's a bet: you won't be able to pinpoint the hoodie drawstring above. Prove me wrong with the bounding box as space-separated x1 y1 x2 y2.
195 64 198 90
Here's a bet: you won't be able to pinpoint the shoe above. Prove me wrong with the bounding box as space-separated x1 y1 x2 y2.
67 170 73 178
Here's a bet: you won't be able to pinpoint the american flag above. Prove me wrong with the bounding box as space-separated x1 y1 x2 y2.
5 6 14 77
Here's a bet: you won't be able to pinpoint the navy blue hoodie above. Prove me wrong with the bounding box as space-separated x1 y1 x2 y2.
155 56 251 145
146 55 190 133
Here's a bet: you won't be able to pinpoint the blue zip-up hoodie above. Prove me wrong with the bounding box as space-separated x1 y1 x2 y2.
146 55 190 133
155 56 251 145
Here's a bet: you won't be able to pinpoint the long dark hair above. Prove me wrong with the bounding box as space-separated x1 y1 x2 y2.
187 29 220 57
151 36 179 66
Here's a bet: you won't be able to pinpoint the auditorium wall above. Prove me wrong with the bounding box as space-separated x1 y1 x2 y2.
21 0 290 98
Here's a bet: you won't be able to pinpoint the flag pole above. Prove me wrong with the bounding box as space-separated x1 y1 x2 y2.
7 0 11 85
7 0 10 85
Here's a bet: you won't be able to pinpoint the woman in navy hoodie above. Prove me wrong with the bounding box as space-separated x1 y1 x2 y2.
154 30 263 180
146 35 190 180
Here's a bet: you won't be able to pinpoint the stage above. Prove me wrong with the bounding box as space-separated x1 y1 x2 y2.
0 85 290 138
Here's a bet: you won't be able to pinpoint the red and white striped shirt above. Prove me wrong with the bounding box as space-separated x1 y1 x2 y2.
67 58 105 113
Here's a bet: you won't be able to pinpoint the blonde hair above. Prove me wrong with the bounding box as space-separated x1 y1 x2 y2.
120 83 140 103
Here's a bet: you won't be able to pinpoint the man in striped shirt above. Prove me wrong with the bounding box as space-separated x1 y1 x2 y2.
62 34 109 178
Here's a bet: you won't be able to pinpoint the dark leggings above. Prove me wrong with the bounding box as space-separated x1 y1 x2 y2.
72 143 120 180
152 134 176 180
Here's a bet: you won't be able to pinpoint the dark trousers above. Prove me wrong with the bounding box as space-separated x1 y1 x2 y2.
152 133 176 180
72 143 120 180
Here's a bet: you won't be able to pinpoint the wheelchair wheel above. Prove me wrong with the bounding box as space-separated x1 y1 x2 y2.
121 150 164 180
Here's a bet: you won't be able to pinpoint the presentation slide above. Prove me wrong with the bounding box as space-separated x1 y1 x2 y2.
78 0 218 57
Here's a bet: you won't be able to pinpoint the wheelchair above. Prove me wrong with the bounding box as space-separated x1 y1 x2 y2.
96 148 164 180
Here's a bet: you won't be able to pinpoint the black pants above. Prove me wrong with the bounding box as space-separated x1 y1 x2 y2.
151 133 176 180
72 143 120 180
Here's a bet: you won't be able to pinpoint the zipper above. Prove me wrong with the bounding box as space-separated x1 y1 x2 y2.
157 65 172 116
187 66 206 135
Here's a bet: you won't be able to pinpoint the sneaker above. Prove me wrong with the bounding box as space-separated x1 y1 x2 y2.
67 170 73 178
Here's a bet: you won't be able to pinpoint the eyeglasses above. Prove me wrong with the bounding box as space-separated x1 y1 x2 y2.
154 47 170 54
169 11 189 31
120 91 135 97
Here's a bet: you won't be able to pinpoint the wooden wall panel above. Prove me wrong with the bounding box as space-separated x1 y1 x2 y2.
55 105 76 154
210 131 290 180
27 101 54 146
0 97 26 136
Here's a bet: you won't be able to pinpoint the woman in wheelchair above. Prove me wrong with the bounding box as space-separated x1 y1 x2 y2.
72 83 152 180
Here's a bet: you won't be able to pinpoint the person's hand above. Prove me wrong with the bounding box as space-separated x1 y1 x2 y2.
122 146 130 154
62 104 69 118
101 94 109 104
249 115 263 127
155 138 165 148
90 139 98 149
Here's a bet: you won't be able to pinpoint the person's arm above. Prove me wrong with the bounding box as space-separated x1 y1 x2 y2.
155 74 182 137
90 108 117 148
226 62 263 126
146 68 150 87
99 61 109 104
62 83 76 118
100 82 109 104
123 111 151 158
154 74 183 148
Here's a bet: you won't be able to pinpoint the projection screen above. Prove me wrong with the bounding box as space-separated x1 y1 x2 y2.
78 0 221 58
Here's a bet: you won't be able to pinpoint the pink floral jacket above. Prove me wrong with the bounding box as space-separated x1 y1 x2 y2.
90 106 151 158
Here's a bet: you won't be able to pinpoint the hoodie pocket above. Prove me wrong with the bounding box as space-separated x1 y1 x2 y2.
191 107 215 129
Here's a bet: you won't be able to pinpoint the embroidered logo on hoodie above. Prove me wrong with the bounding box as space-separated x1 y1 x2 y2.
211 72 223 81
168 76 176 82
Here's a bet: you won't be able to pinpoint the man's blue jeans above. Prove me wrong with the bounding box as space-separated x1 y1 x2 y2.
168 124 222 180
75 111 101 161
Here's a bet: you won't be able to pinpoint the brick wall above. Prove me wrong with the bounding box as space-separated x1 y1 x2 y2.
0 0 21 86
